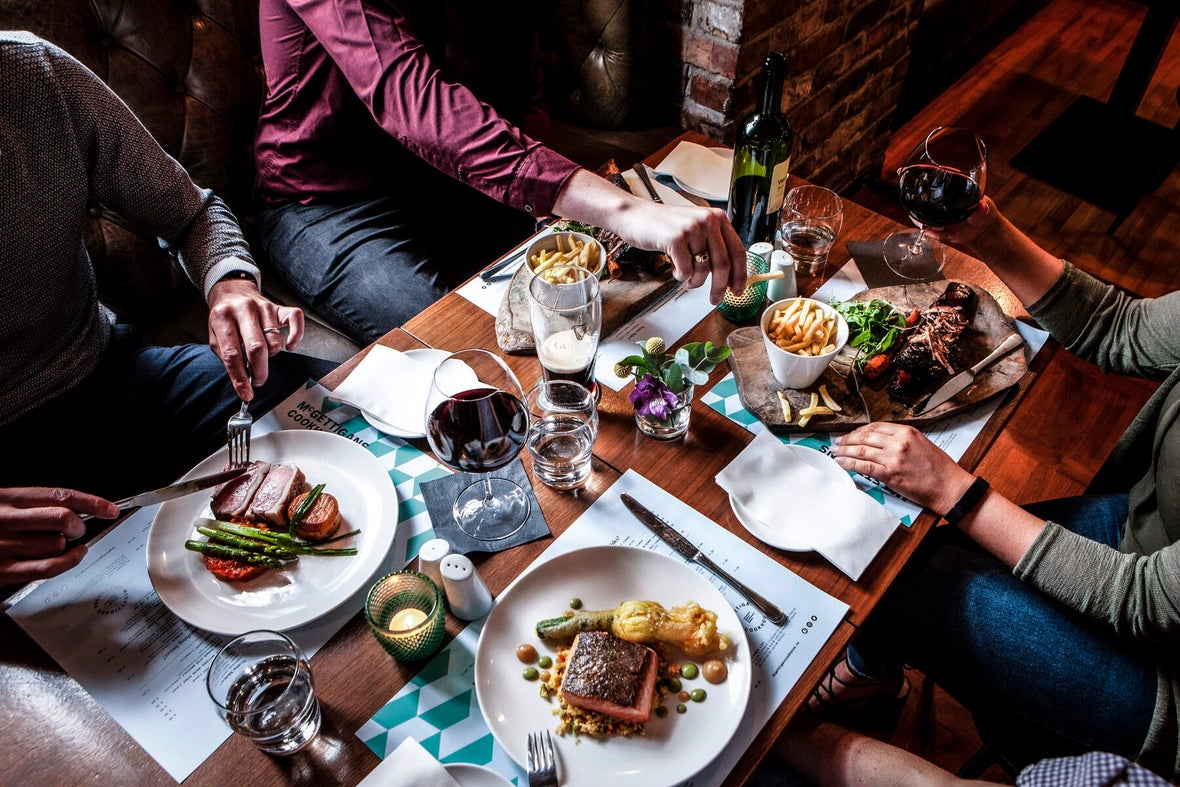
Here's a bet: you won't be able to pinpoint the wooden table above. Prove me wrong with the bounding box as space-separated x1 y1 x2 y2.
0 132 1040 786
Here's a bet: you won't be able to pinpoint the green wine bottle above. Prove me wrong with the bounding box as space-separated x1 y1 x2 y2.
726 52 793 248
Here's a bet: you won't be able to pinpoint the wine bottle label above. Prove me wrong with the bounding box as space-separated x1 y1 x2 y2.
767 158 791 213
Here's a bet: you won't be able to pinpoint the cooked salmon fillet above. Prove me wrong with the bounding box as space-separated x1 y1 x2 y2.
559 631 658 723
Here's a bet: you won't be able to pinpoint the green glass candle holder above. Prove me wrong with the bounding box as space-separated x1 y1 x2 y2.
717 250 770 322
365 570 446 662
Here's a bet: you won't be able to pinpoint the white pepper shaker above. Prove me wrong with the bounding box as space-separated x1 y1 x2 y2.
749 241 775 265
440 554 494 621
767 249 797 302
417 538 451 590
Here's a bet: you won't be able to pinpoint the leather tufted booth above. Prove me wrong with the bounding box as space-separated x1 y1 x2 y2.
0 0 264 331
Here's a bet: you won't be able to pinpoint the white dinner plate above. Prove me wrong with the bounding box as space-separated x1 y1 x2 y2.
357 348 452 438
146 430 398 635
474 545 752 787
728 443 853 552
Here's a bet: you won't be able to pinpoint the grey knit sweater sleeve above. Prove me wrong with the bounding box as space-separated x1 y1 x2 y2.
0 33 258 424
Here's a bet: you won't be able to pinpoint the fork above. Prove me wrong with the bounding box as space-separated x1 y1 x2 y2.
526 730 558 787
226 368 253 467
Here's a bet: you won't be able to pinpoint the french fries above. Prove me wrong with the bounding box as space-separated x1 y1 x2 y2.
797 392 835 429
530 233 602 283
778 385 843 426
765 298 839 357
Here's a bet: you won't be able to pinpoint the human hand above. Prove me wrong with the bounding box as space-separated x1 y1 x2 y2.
0 488 119 584
620 200 747 305
207 279 306 401
830 423 975 515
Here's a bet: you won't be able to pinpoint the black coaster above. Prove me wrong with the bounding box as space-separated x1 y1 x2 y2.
846 240 944 289
421 459 551 554
1011 95 1179 223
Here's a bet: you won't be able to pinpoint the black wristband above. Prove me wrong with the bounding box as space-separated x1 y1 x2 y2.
943 476 990 526
215 270 257 286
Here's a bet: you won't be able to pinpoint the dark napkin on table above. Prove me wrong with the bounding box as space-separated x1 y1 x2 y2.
846 240 945 289
421 459 551 554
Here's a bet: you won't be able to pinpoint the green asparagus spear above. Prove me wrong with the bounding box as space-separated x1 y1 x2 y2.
195 526 299 559
193 519 359 556
288 483 325 537
184 540 286 568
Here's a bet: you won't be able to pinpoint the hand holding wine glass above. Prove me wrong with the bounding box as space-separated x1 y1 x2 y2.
883 126 987 280
425 349 530 542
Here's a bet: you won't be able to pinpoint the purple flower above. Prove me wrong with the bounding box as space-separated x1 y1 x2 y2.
629 373 679 419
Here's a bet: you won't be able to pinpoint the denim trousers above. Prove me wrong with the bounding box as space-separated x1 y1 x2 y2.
3 325 336 500
258 183 535 346
847 494 1157 767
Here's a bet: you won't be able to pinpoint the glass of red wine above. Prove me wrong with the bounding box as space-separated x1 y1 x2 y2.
425 349 530 541
883 126 987 280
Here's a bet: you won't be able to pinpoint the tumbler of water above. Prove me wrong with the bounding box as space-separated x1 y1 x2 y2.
776 185 843 277
206 630 321 755
524 380 598 491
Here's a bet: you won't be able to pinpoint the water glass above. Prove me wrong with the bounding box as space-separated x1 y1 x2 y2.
365 571 447 662
206 630 321 756
528 265 602 398
524 380 598 490
776 185 844 276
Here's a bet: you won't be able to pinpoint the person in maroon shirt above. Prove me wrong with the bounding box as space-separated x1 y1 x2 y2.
255 0 747 344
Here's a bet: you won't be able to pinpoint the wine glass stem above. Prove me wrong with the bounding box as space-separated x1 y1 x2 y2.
906 227 928 257
482 475 495 505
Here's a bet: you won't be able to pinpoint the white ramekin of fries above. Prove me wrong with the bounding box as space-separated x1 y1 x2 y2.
524 231 606 283
761 297 850 389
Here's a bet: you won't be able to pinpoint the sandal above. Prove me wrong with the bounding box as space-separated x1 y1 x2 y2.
807 656 911 725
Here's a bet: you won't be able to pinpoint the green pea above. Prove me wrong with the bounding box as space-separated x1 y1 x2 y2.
537 655 553 669
680 663 700 680
690 688 707 702
666 676 682 692
655 705 669 718
676 704 687 714
569 598 583 610
522 667 539 681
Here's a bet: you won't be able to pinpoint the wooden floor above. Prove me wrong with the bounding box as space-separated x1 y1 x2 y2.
844 0 1180 779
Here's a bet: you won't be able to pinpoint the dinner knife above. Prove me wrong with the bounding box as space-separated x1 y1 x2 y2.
80 466 249 520
631 163 663 203
915 332 1025 414
479 249 526 282
620 493 788 625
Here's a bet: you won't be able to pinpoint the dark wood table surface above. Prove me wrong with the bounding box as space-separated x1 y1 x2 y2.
0 131 1041 786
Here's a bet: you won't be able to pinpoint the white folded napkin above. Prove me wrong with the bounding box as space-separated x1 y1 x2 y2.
358 737 461 787
330 346 434 436
716 431 897 580
652 140 733 201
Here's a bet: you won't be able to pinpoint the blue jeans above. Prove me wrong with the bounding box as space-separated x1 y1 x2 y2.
2 325 336 500
847 494 1157 768
258 185 535 345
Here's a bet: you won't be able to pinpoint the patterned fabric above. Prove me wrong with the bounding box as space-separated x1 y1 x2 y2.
1017 752 1172 787
0 32 258 425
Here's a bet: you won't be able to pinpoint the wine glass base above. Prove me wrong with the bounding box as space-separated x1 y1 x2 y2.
452 477 530 541
882 230 946 281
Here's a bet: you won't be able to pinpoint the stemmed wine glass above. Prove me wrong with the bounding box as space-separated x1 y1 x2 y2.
883 126 988 280
425 349 530 541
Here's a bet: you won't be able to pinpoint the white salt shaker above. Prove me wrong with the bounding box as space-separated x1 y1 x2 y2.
767 249 797 302
749 241 775 264
440 554 494 621
417 538 451 590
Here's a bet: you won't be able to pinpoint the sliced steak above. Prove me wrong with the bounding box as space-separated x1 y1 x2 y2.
559 631 658 724
210 461 271 519
249 464 306 526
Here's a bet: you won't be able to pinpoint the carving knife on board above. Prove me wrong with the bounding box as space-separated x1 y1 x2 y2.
915 332 1025 414
620 493 788 625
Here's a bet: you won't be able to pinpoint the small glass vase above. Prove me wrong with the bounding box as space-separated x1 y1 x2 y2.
634 384 694 440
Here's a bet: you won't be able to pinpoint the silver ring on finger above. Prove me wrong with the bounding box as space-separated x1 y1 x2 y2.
263 327 281 336
692 251 711 266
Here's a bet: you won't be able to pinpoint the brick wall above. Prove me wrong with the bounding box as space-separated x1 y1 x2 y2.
668 0 924 193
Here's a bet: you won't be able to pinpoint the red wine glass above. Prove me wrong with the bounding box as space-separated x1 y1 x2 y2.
425 349 530 541
883 126 987 280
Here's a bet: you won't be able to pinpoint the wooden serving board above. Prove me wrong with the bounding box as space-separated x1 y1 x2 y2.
727 282 1028 433
495 261 679 354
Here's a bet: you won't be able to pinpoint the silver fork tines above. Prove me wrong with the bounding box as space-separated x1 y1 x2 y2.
527 730 558 787
226 398 252 467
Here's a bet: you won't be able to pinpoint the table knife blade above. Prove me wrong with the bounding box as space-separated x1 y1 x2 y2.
916 332 1025 414
620 493 788 625
81 466 249 521
631 163 663 203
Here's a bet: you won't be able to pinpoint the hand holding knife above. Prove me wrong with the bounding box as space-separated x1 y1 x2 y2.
621 493 788 625
79 466 249 521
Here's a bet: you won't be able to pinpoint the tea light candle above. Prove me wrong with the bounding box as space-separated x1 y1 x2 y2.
388 607 428 632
